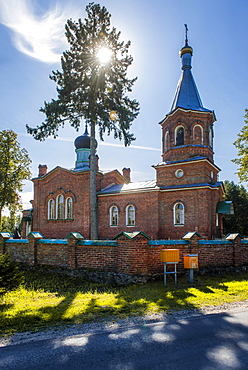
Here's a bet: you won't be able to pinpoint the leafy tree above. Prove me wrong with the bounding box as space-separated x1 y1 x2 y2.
223 180 248 235
26 3 139 240
0 253 24 296
1 213 22 234
233 108 248 182
0 130 31 228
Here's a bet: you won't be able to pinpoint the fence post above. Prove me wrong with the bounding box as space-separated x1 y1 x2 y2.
66 232 84 269
114 231 150 275
27 232 43 265
182 232 201 253
0 232 11 254
225 233 242 267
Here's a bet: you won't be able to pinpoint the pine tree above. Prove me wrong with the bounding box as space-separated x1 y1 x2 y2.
27 3 139 239
0 253 24 295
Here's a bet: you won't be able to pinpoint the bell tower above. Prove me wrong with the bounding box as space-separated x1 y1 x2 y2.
155 26 220 188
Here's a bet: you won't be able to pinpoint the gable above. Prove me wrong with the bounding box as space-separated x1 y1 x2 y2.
101 169 128 190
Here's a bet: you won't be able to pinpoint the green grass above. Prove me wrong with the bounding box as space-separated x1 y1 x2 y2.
1 269 248 336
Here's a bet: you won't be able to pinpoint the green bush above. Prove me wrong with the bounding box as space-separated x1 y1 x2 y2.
0 253 24 295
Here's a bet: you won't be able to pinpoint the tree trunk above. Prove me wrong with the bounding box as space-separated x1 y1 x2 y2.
89 121 98 240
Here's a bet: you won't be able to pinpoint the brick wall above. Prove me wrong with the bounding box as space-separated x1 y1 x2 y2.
4 240 30 264
155 159 219 188
161 109 215 163
37 240 69 267
98 191 160 239
31 167 130 240
157 187 222 240
1 232 248 279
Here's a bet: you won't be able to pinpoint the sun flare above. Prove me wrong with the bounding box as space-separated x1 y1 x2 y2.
97 47 112 64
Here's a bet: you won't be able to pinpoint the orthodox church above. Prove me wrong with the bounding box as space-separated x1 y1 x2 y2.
23 35 231 240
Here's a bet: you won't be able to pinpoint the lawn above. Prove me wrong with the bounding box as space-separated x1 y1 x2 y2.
1 268 248 336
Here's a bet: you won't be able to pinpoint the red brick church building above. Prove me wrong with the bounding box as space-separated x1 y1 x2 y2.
23 37 231 240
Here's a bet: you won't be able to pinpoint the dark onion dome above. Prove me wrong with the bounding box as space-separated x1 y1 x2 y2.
74 125 98 149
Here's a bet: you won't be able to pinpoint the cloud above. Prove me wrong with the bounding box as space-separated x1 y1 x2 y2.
0 0 78 63
19 133 161 151
99 141 161 152
20 191 33 208
47 135 161 151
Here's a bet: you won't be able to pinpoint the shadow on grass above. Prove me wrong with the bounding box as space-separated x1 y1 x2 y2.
1 270 248 336
0 292 78 336
0 303 13 312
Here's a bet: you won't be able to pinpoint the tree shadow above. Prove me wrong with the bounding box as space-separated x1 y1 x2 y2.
0 292 78 336
0 303 13 312
0 270 247 340
1 307 248 369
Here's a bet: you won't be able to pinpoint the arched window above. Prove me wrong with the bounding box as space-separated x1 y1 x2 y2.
193 125 203 145
65 197 73 219
164 131 169 152
174 202 184 225
126 205 135 226
56 194 64 219
110 206 118 226
175 126 184 146
48 199 55 220
209 126 213 148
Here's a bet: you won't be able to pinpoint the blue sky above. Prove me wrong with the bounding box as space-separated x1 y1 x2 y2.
0 0 248 210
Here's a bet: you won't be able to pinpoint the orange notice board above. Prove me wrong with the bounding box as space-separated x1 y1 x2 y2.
160 249 180 263
184 255 198 269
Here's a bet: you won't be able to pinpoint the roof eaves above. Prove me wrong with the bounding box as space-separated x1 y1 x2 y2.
160 182 222 191
159 107 216 125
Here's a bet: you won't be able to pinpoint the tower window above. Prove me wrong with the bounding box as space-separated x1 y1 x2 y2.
174 202 184 225
110 206 118 226
56 194 64 219
193 125 203 145
175 126 184 146
209 126 213 148
164 131 169 152
48 199 55 220
65 197 73 219
126 205 135 226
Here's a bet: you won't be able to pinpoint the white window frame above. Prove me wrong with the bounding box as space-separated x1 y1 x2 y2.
193 124 203 145
26 222 31 236
164 131 169 152
175 169 184 178
126 205 135 226
65 197 73 219
110 205 118 226
56 194 64 219
175 125 184 146
209 126 213 148
174 202 184 226
48 199 55 220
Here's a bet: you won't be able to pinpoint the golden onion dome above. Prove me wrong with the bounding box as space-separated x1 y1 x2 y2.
180 43 193 57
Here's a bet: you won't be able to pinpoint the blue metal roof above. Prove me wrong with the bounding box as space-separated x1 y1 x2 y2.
154 155 207 167
160 182 223 191
98 180 222 195
98 180 158 195
170 43 212 113
154 156 221 171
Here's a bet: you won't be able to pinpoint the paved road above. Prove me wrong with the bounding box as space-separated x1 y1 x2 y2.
1 310 248 369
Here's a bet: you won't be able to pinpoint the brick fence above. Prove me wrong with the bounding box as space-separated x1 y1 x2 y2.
1 231 248 278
